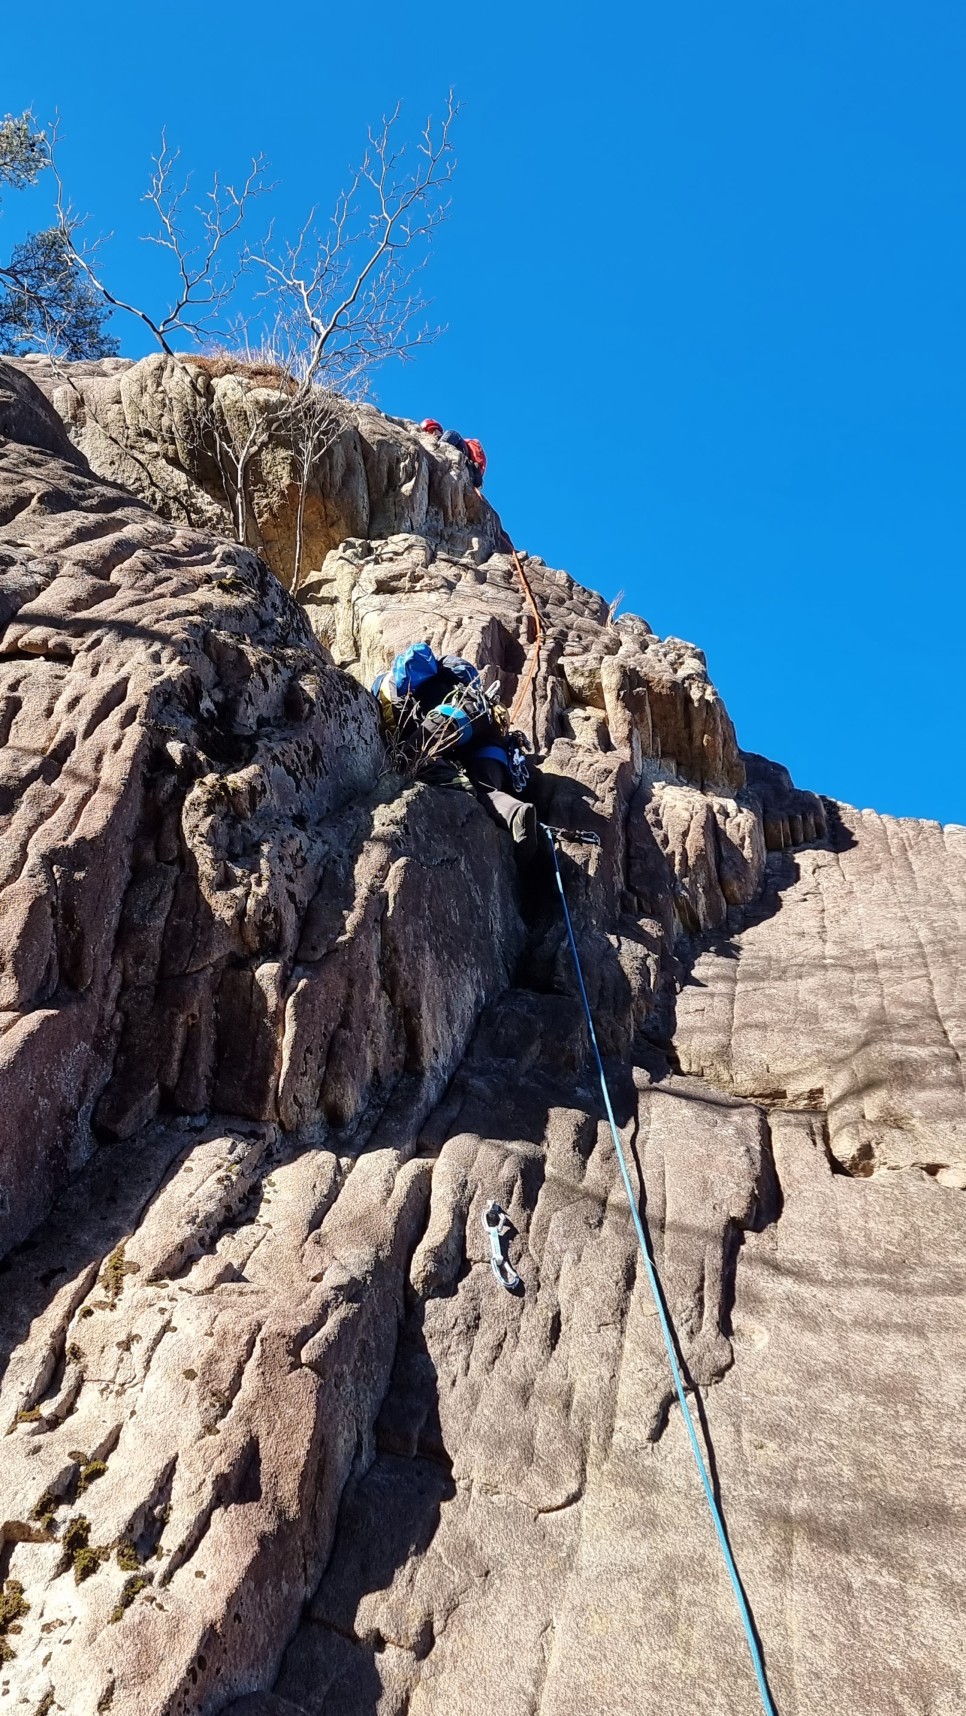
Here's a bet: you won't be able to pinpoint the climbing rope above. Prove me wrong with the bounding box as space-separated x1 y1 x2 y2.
508 547 544 727
544 826 778 1716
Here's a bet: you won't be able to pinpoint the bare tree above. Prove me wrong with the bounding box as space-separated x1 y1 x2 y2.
247 94 458 392
208 95 459 579
179 98 458 577
200 380 273 548
174 327 351 578
287 377 348 593
45 124 267 354
16 99 458 586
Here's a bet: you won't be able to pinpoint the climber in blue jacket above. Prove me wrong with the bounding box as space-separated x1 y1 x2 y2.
372 643 536 862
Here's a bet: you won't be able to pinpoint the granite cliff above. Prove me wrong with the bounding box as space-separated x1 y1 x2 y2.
0 354 963 1716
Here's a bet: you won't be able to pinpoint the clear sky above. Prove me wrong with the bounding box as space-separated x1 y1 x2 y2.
4 1 964 824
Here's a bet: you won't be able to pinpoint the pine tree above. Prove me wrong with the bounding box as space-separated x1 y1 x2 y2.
0 112 47 195
0 112 118 360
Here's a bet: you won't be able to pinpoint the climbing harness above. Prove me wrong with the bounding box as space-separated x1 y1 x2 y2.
508 548 545 727
481 1200 522 1293
543 825 778 1716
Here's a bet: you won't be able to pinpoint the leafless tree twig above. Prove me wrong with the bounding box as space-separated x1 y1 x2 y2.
45 120 268 354
12 100 458 593
247 93 458 392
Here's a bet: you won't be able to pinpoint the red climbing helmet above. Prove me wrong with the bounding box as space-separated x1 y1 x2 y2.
465 437 487 475
420 418 443 435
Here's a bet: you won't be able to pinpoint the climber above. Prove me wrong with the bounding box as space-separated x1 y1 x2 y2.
419 420 487 488
441 430 487 488
372 642 536 862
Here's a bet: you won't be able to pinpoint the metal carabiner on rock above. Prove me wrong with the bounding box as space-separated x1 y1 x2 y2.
481 1200 522 1293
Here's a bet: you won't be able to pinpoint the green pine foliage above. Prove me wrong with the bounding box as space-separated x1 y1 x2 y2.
0 111 118 360
0 228 119 358
0 112 46 200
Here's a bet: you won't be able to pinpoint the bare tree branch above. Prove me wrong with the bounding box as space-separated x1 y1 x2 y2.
184 319 350 579
247 92 457 391
12 98 455 383
184 94 460 581
6 97 459 594
43 120 267 354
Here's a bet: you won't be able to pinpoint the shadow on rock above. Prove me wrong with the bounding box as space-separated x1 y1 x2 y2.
270 1311 454 1716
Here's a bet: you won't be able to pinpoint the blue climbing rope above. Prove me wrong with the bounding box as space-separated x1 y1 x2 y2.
544 826 778 1716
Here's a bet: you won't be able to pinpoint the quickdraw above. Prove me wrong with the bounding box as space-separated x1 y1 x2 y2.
480 1200 522 1293
541 825 602 848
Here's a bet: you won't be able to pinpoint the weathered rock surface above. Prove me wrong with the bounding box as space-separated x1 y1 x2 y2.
10 354 504 584
676 808 966 1179
0 355 963 1716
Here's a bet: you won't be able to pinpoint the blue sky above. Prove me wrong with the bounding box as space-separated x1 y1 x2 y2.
4 0 964 823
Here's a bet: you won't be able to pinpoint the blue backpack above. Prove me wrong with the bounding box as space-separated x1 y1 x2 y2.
391 642 438 695
439 654 481 690
371 642 440 700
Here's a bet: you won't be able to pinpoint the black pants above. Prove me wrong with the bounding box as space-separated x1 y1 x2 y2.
468 755 536 860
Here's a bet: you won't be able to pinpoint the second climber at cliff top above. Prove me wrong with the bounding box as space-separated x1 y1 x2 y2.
420 419 487 488
372 642 536 861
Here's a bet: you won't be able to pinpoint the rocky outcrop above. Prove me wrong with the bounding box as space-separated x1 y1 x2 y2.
9 354 505 583
0 356 963 1716
0 371 391 1252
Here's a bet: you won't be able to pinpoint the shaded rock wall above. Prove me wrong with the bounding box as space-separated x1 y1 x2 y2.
0 356 963 1716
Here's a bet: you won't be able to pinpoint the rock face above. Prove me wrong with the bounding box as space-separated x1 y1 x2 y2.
675 807 966 1179
9 354 504 586
0 355 963 1716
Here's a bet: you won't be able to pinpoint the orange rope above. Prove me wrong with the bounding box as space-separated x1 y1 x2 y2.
508 547 544 726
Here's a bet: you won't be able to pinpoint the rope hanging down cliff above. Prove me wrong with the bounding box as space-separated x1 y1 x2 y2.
508 548 544 727
544 826 779 1716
